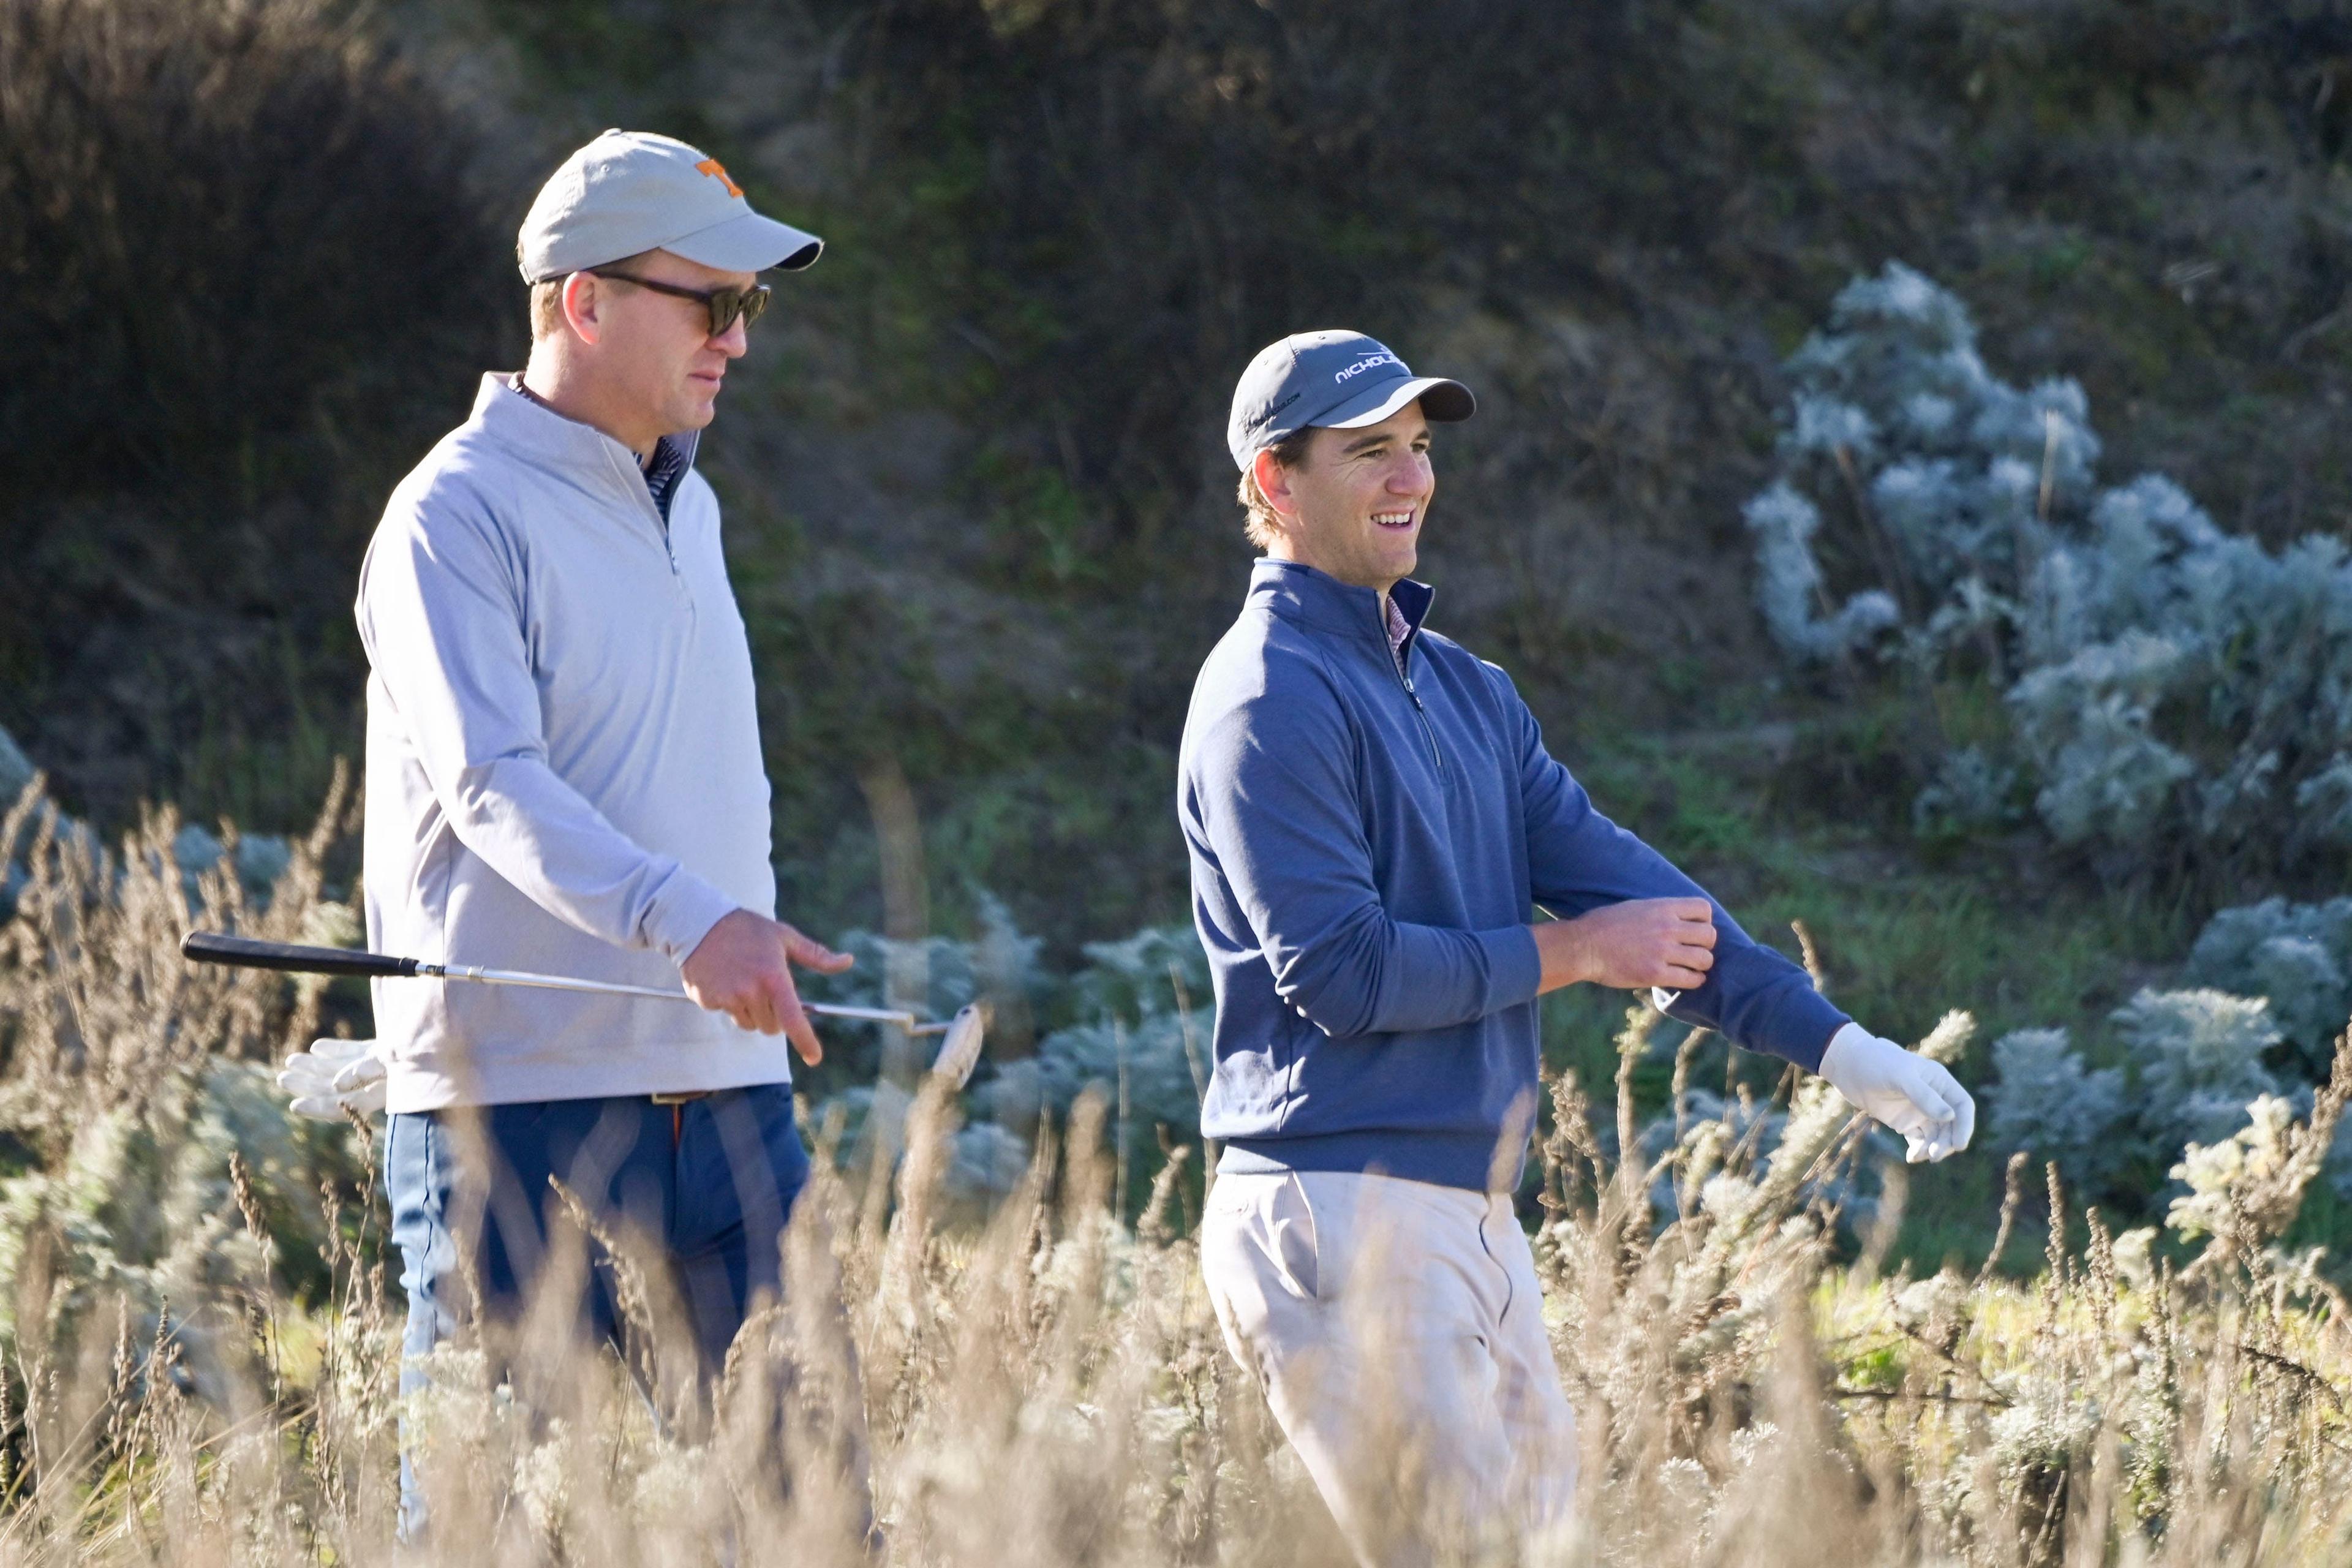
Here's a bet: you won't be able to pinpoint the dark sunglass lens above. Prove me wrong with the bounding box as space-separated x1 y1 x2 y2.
701 285 769 336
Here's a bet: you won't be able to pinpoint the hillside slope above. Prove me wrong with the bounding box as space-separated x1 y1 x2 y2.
6 0 2350 953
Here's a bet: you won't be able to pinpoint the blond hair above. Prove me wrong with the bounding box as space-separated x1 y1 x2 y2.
1235 426 1316 549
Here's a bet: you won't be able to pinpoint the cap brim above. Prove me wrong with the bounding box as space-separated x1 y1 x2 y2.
661 209 824 273
1322 375 1476 429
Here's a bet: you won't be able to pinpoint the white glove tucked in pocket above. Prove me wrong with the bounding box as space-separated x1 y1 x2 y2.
1819 1022 1975 1163
277 1038 387 1121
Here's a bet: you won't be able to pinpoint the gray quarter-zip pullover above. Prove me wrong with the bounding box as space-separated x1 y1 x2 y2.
356 373 783 1111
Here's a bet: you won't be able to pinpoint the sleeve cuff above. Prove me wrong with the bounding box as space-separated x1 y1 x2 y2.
1773 987 1850 1074
643 874 742 965
1480 924 1544 1014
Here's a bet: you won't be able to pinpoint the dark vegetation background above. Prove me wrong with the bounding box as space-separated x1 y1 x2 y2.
7 0 2352 1257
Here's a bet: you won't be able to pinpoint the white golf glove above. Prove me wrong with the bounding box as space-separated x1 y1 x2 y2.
277 1038 387 1121
1818 1022 1975 1163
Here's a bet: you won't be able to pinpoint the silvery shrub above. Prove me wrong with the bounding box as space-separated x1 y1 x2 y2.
1749 262 2352 875
2185 896 2352 1066
813 900 1212 1204
1983 893 2352 1209
1983 987 2291 1200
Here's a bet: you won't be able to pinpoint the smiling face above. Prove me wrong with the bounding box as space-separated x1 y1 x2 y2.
1250 402 1434 592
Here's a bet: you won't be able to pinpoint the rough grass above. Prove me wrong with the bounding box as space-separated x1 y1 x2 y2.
1550 719 2215 1276
6 782 2352 1564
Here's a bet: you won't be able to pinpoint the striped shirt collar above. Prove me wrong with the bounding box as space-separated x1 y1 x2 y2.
640 433 689 522
1382 592 1411 667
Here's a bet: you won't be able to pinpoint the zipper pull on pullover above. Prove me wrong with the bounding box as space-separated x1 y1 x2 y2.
1379 587 1444 772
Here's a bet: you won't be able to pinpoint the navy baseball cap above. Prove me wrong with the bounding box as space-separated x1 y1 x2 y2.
1227 330 1476 469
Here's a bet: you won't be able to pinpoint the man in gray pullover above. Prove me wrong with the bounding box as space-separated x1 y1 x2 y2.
353 130 845 1531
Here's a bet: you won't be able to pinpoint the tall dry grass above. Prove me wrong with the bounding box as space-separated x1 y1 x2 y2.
1 775 2350 1564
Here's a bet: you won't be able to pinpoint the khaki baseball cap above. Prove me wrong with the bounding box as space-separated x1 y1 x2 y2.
516 129 823 284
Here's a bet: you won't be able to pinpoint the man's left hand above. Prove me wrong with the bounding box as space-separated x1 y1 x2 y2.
1818 1023 1975 1163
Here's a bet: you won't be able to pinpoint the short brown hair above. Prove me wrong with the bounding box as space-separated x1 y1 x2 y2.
529 249 661 341
1235 426 1316 549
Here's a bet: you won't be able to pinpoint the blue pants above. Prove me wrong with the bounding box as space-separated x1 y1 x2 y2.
385 1085 810 1532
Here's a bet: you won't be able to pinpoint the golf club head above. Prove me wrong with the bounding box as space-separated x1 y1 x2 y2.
927 1001 989 1088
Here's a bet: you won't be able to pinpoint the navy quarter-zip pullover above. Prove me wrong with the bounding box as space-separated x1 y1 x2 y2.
1178 559 1848 1191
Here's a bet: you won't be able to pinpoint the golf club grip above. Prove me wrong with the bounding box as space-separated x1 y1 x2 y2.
181 930 420 980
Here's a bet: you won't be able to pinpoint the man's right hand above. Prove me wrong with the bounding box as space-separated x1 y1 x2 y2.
1532 897 1716 994
680 910 856 1066
279 1038 388 1121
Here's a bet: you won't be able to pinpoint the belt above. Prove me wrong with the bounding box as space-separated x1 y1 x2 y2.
649 1088 710 1141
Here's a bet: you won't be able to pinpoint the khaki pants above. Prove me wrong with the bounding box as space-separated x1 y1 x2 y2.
1200 1169 1579 1567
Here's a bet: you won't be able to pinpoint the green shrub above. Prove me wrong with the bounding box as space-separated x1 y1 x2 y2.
0 0 513 521
0 0 517 821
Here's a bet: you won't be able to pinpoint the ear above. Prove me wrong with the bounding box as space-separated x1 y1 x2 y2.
559 272 605 345
1253 445 1302 520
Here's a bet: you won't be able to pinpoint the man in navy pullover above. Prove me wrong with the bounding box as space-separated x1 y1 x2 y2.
1183 331 1974 1564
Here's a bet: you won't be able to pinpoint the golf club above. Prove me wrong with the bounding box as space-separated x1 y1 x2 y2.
181 930 954 1034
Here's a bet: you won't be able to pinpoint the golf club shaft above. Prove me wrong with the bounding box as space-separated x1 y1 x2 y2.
181 930 941 1031
452 968 946 1031
440 963 925 1024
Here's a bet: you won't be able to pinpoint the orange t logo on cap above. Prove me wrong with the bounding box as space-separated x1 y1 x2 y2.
695 158 742 198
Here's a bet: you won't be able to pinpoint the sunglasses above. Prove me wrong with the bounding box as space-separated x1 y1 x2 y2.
587 269 771 336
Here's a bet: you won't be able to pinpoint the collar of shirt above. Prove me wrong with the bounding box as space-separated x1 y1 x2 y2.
1382 591 1412 675
639 433 689 522
507 375 691 523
